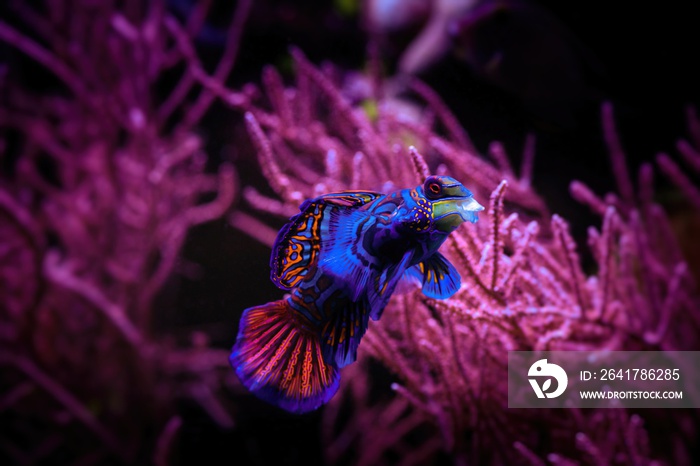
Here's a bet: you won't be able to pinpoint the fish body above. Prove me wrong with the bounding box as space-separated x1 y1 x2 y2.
230 176 483 413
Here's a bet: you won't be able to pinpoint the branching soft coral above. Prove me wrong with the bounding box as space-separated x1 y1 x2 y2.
0 0 250 463
232 48 545 233
234 52 700 465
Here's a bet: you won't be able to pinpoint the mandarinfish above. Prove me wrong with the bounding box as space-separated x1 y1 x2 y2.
230 175 484 413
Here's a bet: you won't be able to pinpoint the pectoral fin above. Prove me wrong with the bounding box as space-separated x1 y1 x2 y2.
417 252 461 299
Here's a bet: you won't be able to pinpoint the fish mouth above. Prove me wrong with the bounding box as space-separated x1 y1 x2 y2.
432 196 485 232
455 197 484 223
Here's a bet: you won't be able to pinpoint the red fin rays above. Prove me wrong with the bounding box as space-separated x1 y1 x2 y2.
230 300 340 413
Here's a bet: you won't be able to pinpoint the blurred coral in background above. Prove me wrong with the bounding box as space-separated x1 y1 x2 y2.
2 0 700 465
366 0 604 128
0 0 248 463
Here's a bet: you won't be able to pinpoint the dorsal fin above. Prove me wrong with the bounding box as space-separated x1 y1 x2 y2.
270 191 382 290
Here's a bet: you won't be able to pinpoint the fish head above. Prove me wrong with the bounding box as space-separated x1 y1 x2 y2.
422 175 484 233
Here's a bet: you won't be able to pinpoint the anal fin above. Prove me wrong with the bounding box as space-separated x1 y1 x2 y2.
320 296 371 368
369 250 414 321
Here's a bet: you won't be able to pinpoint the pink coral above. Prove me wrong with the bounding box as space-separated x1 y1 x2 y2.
233 53 700 464
0 0 250 463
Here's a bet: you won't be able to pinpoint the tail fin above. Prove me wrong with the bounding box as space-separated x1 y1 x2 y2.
230 299 340 413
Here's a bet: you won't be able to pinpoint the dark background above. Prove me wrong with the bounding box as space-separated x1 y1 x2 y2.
166 1 700 464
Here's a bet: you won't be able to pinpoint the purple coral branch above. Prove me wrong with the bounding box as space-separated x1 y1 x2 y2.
686 105 700 149
153 416 183 466
0 186 44 257
675 139 700 172
43 252 145 349
489 180 508 292
187 382 235 429
656 152 700 210
500 220 538 294
588 207 618 321
602 102 635 204
637 163 655 212
182 164 238 225
244 112 296 201
408 146 431 181
488 142 516 180
0 352 126 458
630 211 665 313
550 215 587 316
242 186 297 217
351 152 366 189
570 181 608 216
1 1 245 461
163 15 249 125
182 0 252 128
513 441 547 466
409 78 476 153
0 18 86 100
448 233 504 306
158 0 216 121
291 48 390 181
643 262 688 345
263 65 295 127
229 211 279 247
649 203 684 264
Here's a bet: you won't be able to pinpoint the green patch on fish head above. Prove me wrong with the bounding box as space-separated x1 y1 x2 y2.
423 176 484 233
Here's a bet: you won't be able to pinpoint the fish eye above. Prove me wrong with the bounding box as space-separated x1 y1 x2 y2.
424 177 444 199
